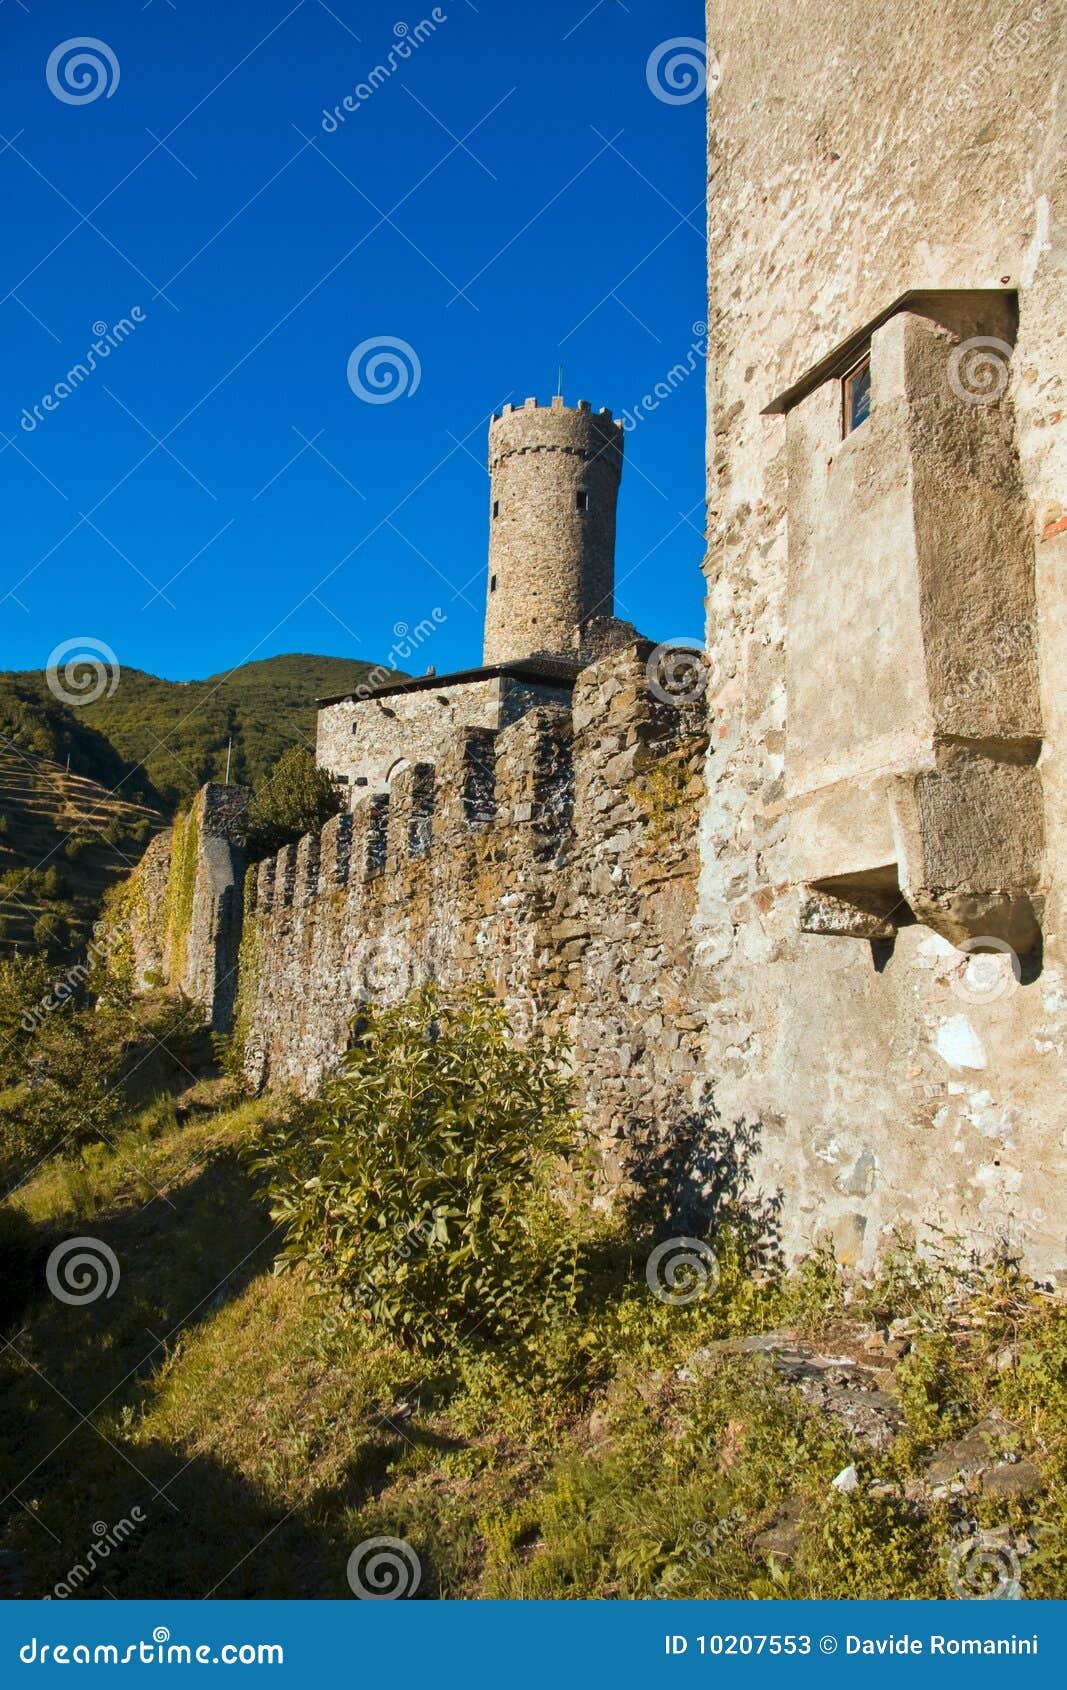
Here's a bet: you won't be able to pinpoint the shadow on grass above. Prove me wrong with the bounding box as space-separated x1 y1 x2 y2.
0 1152 416 1599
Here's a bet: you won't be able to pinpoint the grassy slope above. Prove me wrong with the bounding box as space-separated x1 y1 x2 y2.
0 742 165 953
1 1092 1063 1601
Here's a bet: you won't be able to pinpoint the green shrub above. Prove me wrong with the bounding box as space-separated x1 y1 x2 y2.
0 954 53 1079
39 866 65 900
253 986 585 1353
247 744 340 858
32 910 71 954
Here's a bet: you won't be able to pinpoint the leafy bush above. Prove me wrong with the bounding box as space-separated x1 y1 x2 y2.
39 866 65 900
253 986 585 1352
247 744 340 858
32 910 72 954
0 951 200 1175
0 954 53 1082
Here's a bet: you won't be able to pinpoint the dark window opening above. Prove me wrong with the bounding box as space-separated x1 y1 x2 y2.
490 574 497 593
492 499 499 518
576 490 589 511
842 352 871 436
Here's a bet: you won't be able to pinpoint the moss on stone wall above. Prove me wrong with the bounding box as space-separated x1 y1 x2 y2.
98 873 137 992
227 871 261 1078
628 753 705 844
164 802 200 987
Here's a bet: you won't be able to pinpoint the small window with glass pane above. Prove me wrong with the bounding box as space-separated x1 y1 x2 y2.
842 352 871 436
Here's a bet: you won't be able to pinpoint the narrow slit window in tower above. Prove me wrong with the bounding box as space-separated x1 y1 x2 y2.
492 499 499 518
490 574 497 593
576 490 589 511
842 351 871 436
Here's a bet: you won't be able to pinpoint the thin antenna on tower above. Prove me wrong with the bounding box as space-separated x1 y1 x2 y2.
556 363 563 398
224 737 232 784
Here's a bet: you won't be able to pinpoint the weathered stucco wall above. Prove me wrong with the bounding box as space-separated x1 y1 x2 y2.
700 0 1067 1273
244 643 708 1189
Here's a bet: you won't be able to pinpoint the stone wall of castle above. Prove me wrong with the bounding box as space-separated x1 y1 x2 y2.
117 783 248 1032
699 0 1067 1275
316 670 575 802
243 642 708 1188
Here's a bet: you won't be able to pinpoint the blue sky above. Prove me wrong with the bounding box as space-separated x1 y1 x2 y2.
1 0 707 682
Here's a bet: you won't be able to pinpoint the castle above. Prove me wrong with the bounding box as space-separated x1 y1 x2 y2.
117 0 1067 1278
315 397 636 802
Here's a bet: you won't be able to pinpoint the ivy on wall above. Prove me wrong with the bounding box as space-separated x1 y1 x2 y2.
164 800 200 987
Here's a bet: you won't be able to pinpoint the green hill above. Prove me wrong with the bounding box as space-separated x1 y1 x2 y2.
0 654 398 951
2 654 392 812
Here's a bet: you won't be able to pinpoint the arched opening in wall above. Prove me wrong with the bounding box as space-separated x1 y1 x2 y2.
385 758 410 787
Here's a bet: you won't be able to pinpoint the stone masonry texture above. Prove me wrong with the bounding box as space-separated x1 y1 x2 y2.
483 398 624 666
244 642 708 1196
317 671 575 802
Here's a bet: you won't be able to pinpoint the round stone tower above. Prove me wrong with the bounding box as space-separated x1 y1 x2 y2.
482 396 624 665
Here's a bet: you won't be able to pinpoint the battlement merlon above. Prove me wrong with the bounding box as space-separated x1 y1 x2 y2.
488 397 624 475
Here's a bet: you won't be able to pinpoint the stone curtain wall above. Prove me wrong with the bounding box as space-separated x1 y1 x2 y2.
700 0 1067 1274
243 643 708 1190
118 829 172 987
316 673 575 801
116 783 249 1032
